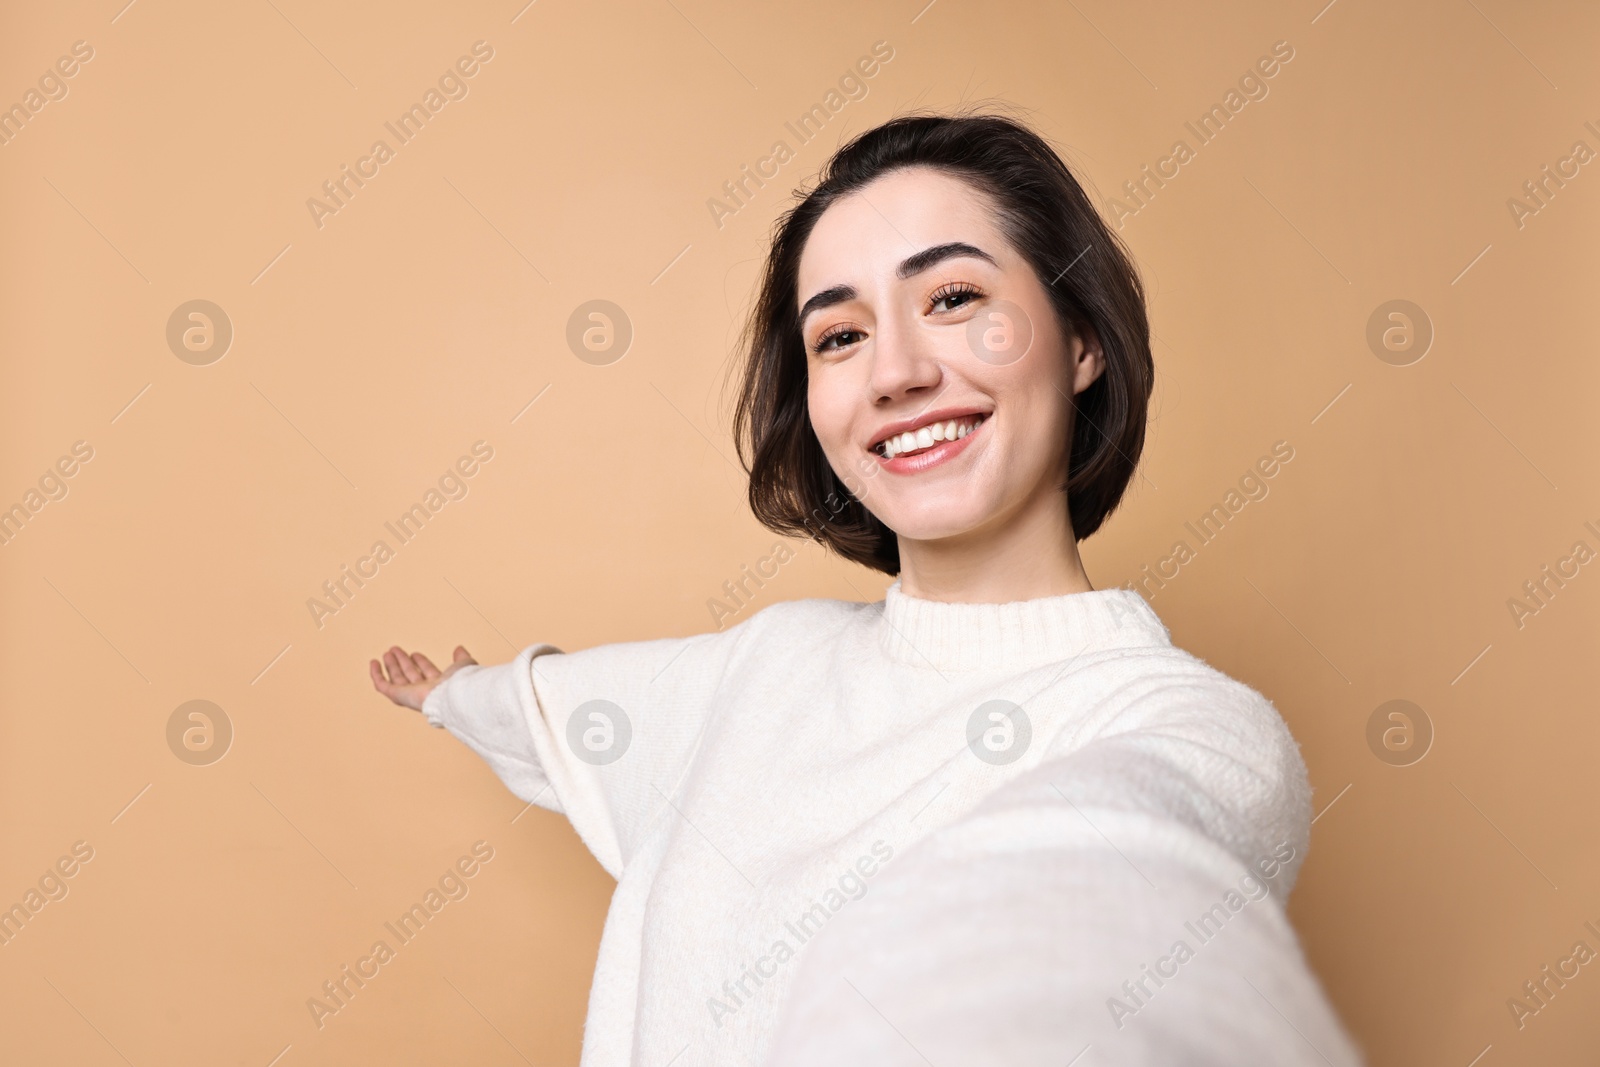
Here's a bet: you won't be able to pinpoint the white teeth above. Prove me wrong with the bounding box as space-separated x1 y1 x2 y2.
879 415 986 458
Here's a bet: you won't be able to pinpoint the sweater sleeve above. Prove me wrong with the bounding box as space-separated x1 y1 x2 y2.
763 670 1365 1067
421 623 751 880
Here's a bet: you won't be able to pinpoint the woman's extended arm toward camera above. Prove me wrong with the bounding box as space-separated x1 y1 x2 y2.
765 677 1365 1067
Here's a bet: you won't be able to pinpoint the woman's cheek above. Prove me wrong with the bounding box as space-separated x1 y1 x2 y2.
808 383 853 459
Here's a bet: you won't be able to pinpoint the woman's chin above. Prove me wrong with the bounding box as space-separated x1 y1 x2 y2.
878 507 991 546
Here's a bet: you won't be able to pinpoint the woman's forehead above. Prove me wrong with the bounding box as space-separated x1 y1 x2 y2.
799 171 1007 289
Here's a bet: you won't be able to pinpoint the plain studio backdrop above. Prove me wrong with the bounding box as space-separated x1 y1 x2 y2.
1 1 1596 1064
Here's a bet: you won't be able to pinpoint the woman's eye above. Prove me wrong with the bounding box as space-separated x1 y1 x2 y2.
816 329 863 352
931 287 980 313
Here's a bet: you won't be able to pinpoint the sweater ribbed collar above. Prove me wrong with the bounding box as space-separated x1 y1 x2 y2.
876 579 1171 673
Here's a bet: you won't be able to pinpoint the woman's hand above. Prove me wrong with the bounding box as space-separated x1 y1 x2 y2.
370 645 477 712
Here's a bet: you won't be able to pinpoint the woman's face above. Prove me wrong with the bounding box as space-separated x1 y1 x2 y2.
798 166 1104 545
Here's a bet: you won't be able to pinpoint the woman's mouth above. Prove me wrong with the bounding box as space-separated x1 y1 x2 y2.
873 413 989 459
869 412 991 473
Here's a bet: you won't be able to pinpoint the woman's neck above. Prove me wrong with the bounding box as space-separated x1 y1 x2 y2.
894 490 1095 604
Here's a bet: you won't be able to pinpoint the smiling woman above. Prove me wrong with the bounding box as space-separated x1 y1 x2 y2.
371 111 1363 1066
734 116 1153 598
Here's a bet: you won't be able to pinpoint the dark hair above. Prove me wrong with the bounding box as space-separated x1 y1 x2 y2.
730 110 1153 576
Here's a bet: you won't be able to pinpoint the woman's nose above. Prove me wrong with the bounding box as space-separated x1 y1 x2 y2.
867 314 943 402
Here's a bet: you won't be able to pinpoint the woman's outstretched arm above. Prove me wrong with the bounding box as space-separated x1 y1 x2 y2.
370 644 478 711
369 626 755 879
764 673 1364 1067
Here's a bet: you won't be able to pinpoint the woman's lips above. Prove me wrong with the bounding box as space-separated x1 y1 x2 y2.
874 414 989 473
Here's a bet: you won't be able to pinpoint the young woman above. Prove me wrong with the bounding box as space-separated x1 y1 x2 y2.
371 113 1362 1066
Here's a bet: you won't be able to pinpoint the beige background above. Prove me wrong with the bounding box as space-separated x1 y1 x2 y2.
2 0 1596 1063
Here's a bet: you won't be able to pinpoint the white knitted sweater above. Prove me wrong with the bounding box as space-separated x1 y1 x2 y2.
422 581 1363 1066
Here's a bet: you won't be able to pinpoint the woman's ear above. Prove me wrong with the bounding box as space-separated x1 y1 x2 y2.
1069 326 1106 396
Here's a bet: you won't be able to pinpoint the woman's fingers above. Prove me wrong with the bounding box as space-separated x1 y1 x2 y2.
370 646 469 710
382 648 405 684
386 646 424 684
413 651 441 680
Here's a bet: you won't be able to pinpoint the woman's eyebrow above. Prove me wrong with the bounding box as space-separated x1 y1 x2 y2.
798 284 855 330
798 243 997 328
896 241 996 279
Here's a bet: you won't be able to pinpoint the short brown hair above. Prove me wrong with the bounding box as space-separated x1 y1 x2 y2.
730 110 1153 576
